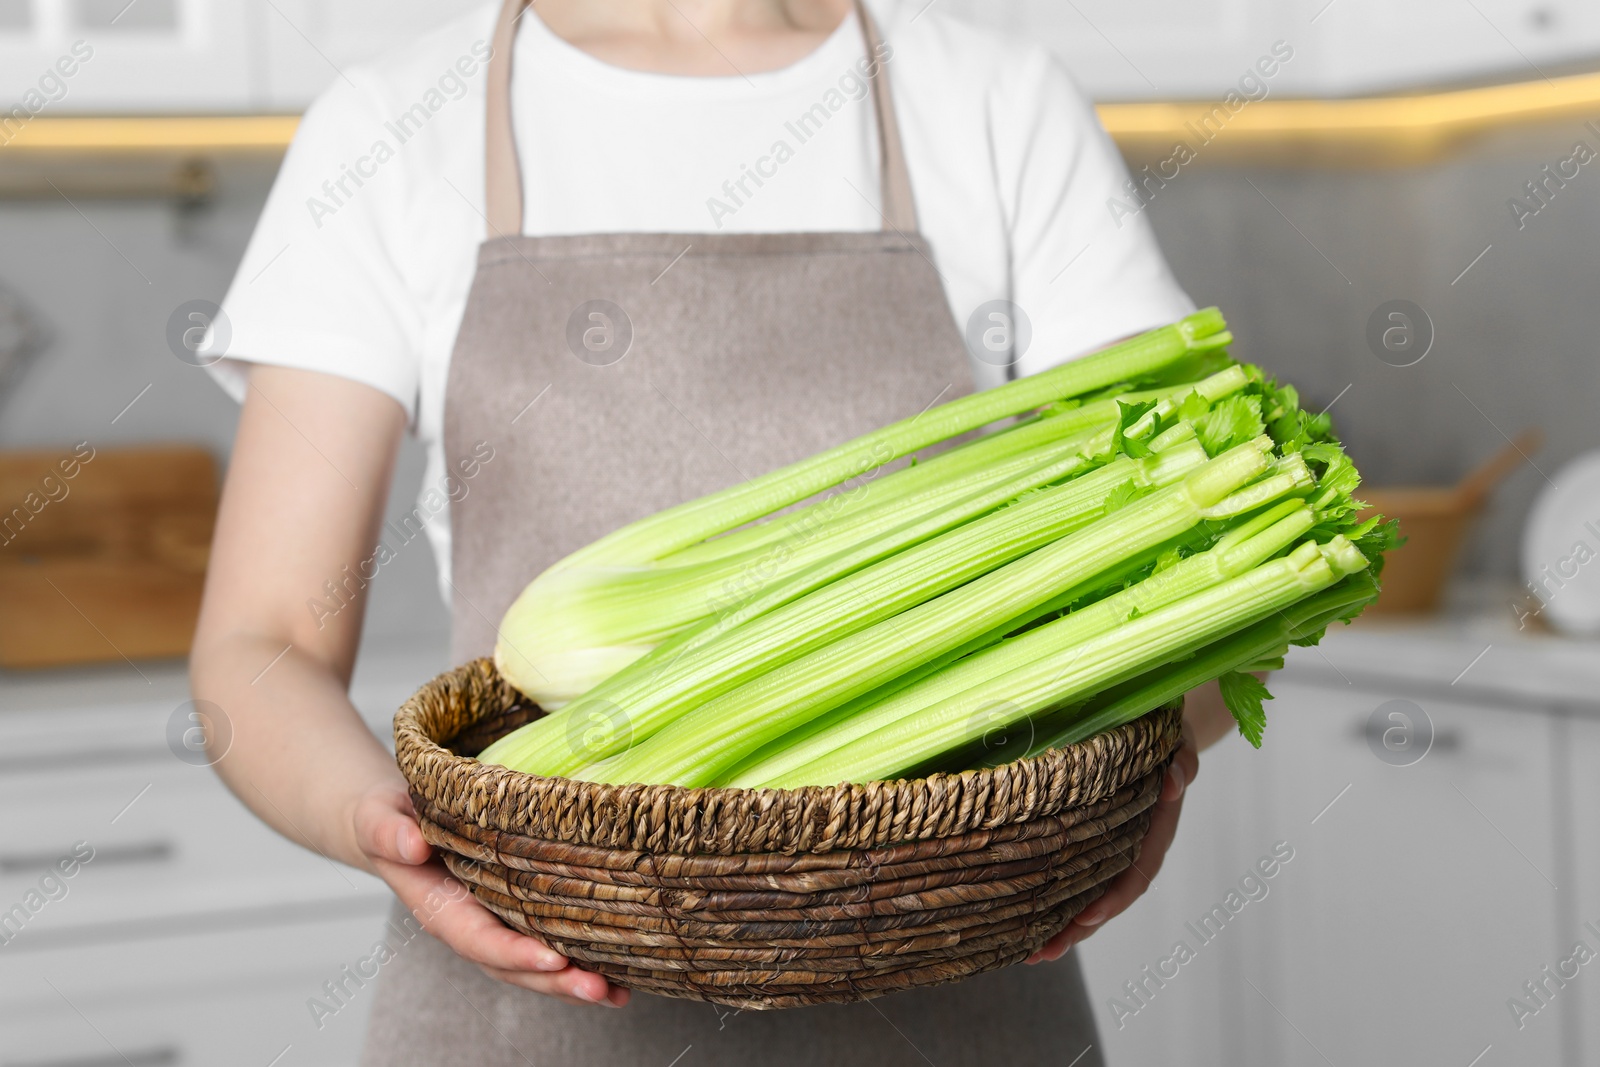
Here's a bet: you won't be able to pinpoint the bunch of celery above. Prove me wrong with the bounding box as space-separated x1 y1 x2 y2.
476 308 1394 788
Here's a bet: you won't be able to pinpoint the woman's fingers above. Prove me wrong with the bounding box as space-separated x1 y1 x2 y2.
476 970 594 1008
353 783 627 1003
479 965 631 1007
1025 925 1073 965
370 851 630 1003
373 854 570 973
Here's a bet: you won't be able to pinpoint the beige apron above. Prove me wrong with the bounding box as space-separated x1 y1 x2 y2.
362 1 1104 1061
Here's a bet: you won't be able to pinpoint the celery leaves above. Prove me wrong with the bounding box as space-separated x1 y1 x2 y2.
1218 670 1273 747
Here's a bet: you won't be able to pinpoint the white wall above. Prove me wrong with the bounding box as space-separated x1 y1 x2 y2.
1 0 1597 114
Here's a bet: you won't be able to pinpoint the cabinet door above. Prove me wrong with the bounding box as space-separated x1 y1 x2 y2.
933 0 1280 100
1078 678 1569 1067
0 913 390 1066
0 0 259 111
0 704 388 940
1260 679 1565 1067
1570 715 1600 1067
1306 0 1600 95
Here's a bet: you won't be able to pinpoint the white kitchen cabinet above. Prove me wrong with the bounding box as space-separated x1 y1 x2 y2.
1303 0 1600 95
0 0 260 111
1257 679 1565 1067
0 0 480 112
1079 670 1580 1067
1074 726 1290 1067
0 642 443 1067
940 0 1294 100
0 684 399 942
0 913 389 1066
0 740 389 940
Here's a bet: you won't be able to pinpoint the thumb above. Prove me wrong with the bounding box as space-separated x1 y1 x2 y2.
353 786 431 866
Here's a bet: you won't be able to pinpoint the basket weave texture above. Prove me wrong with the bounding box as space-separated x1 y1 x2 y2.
395 658 1184 1009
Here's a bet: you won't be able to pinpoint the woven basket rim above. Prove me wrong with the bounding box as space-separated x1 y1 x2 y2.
395 658 1184 856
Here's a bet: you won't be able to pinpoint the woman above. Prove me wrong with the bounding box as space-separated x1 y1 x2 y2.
191 0 1235 1062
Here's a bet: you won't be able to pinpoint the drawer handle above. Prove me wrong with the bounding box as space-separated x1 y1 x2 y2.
0 841 175 875
6 1045 179 1067
1354 718 1464 755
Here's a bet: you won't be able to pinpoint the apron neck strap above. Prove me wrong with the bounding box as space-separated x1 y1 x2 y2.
484 0 918 237
856 2 918 234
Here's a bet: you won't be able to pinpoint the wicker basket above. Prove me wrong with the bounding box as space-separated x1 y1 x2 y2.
395 658 1184 1010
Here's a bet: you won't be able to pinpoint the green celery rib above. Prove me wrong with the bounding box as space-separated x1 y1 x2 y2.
654 392 1132 569
783 424 1221 699
766 536 1370 788
1014 571 1381 757
703 413 1208 634
479 441 1211 774
714 518 1222 786
497 425 1113 668
493 433 1126 710
694 430 1111 625
695 436 1205 642
664 363 1254 569
1200 454 1314 519
1236 656 1287 673
553 310 1231 571
579 440 1277 787
726 500 1316 788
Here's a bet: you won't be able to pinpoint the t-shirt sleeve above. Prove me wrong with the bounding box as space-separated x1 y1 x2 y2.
992 48 1195 378
207 77 424 421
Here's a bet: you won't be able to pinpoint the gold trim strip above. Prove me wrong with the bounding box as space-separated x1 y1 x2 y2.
1100 70 1600 163
1 114 301 153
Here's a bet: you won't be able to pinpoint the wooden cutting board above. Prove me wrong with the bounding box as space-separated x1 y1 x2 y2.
0 444 217 669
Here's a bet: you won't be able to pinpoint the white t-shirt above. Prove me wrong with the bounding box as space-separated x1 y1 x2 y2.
209 0 1192 597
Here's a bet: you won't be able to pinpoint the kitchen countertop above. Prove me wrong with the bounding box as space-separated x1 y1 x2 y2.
1283 580 1600 711
0 631 450 738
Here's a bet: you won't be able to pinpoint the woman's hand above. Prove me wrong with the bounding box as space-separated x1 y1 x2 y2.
352 784 631 1008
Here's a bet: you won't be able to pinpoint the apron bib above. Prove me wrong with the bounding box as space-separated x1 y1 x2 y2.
363 1 1104 1061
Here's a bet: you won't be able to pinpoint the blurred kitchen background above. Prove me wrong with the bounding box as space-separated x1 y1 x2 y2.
2 1 1598 1065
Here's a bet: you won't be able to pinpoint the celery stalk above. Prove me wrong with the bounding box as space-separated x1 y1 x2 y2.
767 537 1368 788
1014 571 1380 756
496 426 1113 702
651 384 1177 569
577 441 1277 787
726 501 1316 787
480 440 1216 775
